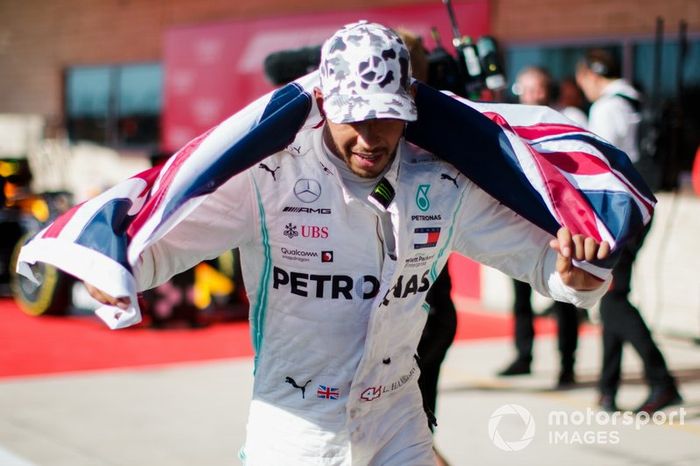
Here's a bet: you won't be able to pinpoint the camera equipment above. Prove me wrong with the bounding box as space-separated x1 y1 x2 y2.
441 0 506 98
263 45 322 86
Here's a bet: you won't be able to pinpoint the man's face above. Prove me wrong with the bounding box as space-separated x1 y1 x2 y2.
516 72 548 105
315 88 405 178
323 118 405 178
575 66 598 103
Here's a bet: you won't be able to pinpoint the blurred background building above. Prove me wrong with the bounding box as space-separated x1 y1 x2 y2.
0 0 697 154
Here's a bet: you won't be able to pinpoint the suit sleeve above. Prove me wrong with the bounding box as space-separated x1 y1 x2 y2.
451 181 608 308
135 171 257 291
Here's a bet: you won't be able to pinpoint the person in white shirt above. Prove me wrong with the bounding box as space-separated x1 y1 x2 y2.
576 48 681 414
555 76 589 129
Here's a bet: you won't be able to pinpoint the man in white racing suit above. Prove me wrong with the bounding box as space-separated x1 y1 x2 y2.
87 21 612 465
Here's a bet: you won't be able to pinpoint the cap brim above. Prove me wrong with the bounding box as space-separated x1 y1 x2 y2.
324 92 417 124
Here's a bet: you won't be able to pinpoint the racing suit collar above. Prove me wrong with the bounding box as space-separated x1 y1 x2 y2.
313 127 402 212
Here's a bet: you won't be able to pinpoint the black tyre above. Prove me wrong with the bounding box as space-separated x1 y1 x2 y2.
9 234 70 316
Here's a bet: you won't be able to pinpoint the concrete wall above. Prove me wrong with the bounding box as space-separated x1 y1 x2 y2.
491 0 699 40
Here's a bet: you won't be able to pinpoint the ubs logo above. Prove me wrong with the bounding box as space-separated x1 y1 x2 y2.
283 223 329 239
294 179 322 203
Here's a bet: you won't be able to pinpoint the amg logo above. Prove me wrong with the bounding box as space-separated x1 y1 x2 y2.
283 206 332 214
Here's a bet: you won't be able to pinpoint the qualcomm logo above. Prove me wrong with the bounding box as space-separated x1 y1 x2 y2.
488 404 536 451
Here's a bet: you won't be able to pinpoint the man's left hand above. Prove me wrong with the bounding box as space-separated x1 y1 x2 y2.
549 227 611 291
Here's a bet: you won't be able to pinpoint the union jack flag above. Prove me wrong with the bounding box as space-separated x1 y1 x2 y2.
16 72 654 330
317 385 340 400
408 83 655 277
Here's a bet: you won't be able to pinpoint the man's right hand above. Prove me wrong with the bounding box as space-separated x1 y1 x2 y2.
85 283 131 310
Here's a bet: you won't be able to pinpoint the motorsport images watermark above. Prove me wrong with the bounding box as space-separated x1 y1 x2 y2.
488 403 687 451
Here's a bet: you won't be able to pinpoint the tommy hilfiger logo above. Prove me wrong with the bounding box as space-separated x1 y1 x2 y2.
413 227 441 249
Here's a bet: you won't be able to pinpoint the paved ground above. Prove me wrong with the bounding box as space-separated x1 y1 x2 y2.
1 324 699 465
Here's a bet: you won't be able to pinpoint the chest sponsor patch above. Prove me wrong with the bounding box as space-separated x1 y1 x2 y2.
411 214 441 222
316 385 339 400
413 227 441 249
404 253 435 268
280 247 318 263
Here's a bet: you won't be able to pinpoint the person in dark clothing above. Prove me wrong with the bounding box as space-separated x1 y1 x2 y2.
597 223 679 412
500 279 580 388
417 267 458 425
498 66 582 388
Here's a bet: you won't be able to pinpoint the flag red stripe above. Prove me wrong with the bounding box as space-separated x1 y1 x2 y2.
511 123 587 140
42 202 85 239
527 144 602 240
126 128 214 239
541 151 611 175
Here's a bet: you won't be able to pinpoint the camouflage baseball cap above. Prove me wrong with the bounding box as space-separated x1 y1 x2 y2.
319 21 417 124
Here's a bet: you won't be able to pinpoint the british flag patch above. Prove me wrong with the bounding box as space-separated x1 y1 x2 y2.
317 385 339 400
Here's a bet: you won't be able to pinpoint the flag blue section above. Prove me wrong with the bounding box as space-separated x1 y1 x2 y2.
75 198 133 270
160 83 313 228
407 82 561 236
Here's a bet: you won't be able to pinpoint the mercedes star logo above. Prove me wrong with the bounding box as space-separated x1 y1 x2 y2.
293 179 322 203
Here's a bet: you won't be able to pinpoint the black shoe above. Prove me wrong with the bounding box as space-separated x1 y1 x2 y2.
556 369 576 389
635 386 683 414
498 359 531 376
598 393 619 412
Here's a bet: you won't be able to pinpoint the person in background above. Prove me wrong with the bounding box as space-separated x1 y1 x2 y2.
498 66 583 389
555 76 589 128
576 48 682 413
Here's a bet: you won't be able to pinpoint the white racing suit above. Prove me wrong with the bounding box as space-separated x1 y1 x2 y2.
136 126 608 465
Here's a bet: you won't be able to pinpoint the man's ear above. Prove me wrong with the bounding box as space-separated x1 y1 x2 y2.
313 87 326 119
